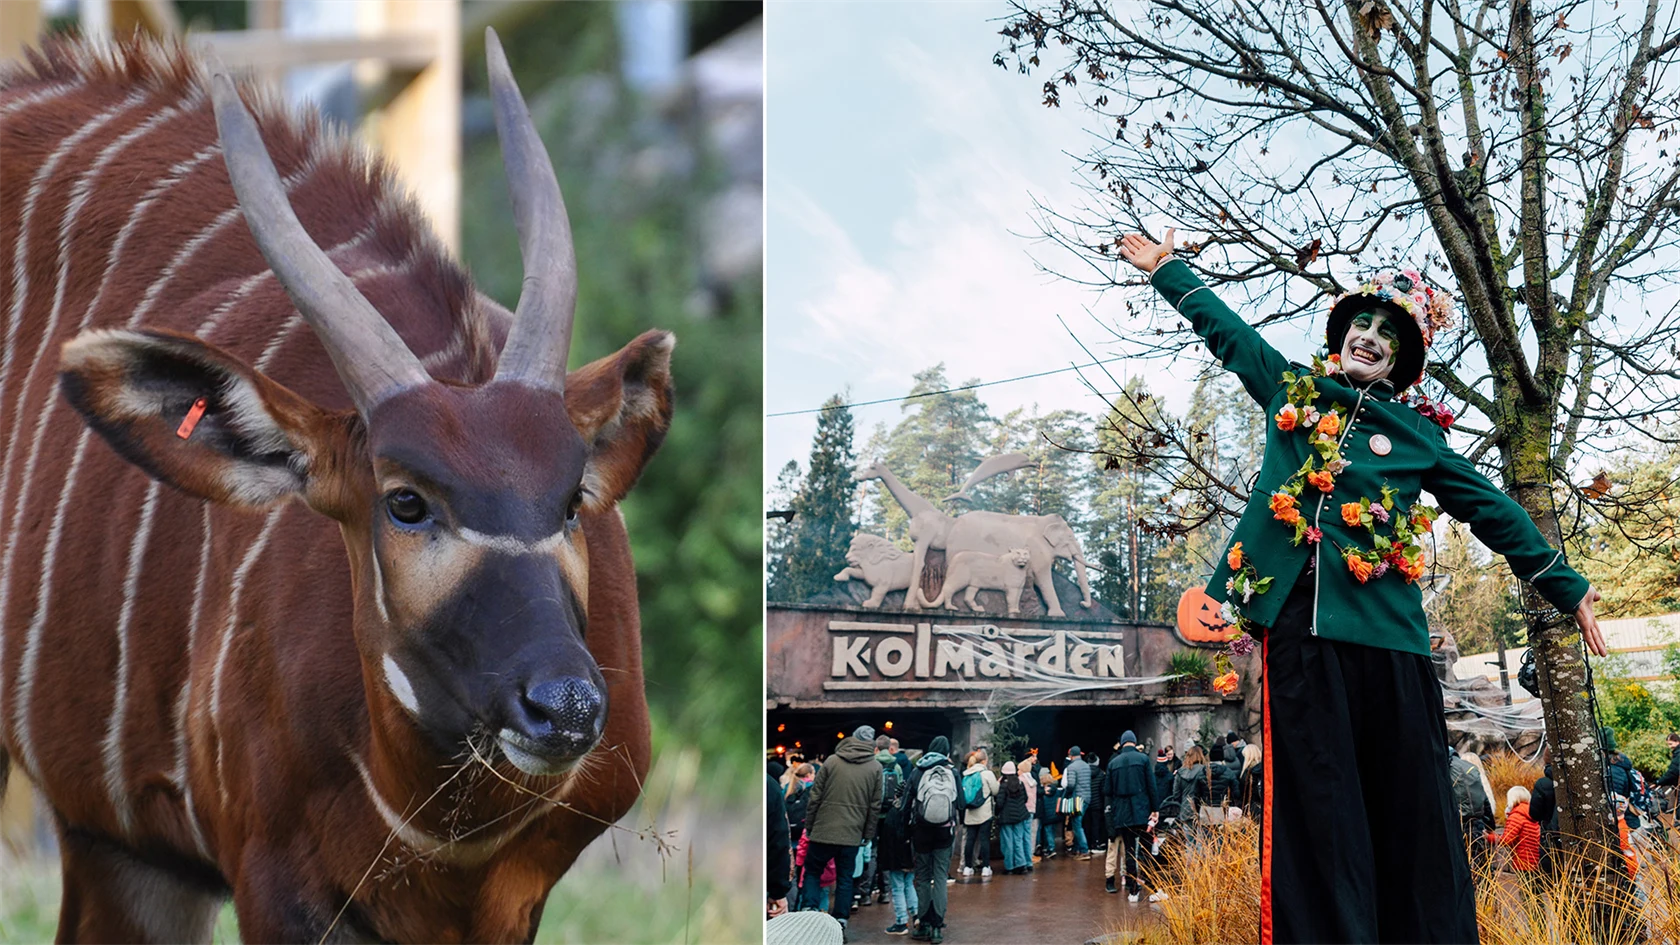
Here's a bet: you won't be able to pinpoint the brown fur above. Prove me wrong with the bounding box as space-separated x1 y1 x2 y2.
2 35 669 941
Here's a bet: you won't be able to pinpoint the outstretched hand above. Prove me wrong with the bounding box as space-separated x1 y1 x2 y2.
1576 587 1608 658
1118 228 1176 273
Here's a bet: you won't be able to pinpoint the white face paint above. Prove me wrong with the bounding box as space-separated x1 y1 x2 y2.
1340 309 1402 384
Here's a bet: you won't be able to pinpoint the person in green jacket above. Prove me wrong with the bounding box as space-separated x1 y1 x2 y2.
1118 229 1606 945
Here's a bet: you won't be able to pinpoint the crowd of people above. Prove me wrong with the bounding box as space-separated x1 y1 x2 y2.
1448 727 1676 887
766 725 1266 941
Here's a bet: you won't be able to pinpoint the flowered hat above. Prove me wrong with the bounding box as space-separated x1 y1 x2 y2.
1326 269 1456 390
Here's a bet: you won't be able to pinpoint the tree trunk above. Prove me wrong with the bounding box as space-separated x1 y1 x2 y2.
1505 412 1625 889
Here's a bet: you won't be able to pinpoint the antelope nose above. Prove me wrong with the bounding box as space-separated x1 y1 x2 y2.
517 677 606 755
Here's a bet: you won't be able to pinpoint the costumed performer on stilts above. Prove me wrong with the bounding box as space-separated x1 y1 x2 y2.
1116 228 1609 945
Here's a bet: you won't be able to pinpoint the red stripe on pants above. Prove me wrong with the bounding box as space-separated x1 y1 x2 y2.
1261 633 1275 945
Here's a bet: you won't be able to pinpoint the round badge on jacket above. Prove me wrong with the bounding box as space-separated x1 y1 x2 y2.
1369 434 1392 456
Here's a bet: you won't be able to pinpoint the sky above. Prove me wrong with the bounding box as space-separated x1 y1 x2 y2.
763 1 1247 487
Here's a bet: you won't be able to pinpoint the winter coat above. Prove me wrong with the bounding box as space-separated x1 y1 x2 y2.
906 754 957 852
996 775 1030 825
1086 758 1110 843
1204 749 1240 807
1169 762 1208 817
768 775 791 902
1152 759 1175 803
1450 755 1493 835
1040 780 1063 818
1022 770 1038 816
1063 757 1093 802
1150 258 1590 656
805 736 884 846
1529 770 1559 833
1607 753 1642 828
785 779 811 833
1104 746 1159 831
1238 763 1264 816
1495 801 1541 871
961 764 1001 826
876 767 916 873
1657 745 1680 789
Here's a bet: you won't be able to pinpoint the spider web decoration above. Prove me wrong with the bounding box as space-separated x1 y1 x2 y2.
927 623 1182 725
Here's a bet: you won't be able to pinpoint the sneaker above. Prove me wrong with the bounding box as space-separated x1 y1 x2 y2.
1105 878 1117 894
1149 891 1171 902
960 866 974 877
886 923 910 935
912 926 932 942
1128 892 1140 903
946 878 956 885
980 866 992 878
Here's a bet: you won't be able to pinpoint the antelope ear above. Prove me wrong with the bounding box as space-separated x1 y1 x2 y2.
565 329 675 510
58 329 348 509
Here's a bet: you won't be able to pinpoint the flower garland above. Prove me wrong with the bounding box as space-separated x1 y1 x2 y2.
1263 353 1440 586
1335 485 1437 585
1397 391 1456 431
1268 353 1353 546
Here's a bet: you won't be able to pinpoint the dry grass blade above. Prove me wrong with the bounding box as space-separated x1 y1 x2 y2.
1099 802 1680 944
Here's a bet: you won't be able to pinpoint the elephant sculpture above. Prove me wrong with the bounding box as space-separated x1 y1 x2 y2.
855 453 1091 615
931 548 1033 615
833 534 915 608
938 512 1094 617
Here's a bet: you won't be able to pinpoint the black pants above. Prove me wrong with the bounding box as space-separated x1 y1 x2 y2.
962 820 991 869
1262 574 1479 944
799 841 858 922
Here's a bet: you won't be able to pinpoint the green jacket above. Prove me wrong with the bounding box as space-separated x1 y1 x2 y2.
1151 258 1589 656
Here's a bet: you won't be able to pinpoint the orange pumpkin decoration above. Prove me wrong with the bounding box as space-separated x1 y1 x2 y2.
1176 587 1233 644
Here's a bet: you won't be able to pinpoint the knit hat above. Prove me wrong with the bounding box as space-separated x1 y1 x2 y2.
1120 730 1137 747
928 735 951 755
1156 748 1170 762
1002 761 1016 775
853 725 876 742
1326 269 1455 391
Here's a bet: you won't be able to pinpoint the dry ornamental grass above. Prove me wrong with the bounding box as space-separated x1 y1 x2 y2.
1105 772 1680 944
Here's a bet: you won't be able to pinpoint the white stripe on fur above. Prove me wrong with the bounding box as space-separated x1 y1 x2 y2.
171 504 215 859
9 427 93 783
101 480 160 835
209 505 284 807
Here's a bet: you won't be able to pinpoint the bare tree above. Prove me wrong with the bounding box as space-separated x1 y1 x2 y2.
998 0 1680 867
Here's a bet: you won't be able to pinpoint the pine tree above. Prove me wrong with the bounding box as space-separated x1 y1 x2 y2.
768 396 858 602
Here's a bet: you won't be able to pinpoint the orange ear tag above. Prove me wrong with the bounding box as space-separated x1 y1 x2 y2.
176 397 208 439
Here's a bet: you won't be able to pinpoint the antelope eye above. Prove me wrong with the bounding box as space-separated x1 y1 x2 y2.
566 491 584 523
385 489 430 527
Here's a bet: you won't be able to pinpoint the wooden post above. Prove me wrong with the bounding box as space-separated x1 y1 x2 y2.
0 0 42 63
363 0 460 252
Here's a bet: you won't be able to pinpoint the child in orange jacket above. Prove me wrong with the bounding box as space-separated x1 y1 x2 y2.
1491 786 1541 872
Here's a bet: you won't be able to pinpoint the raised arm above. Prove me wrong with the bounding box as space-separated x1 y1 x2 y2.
1119 230 1292 407
1423 426 1607 656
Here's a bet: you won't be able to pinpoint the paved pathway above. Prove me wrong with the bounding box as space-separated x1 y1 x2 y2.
838 850 1159 945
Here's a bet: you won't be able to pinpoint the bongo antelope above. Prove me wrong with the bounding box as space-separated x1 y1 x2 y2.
0 30 672 941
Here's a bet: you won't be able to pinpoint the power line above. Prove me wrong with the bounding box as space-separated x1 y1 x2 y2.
765 357 1128 418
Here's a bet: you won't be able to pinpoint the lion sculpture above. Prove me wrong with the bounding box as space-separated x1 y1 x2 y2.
834 534 915 608
932 548 1033 616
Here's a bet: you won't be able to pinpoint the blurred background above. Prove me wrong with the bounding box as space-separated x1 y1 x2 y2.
0 2 762 941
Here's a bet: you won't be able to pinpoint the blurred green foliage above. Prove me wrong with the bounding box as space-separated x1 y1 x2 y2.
457 5 760 775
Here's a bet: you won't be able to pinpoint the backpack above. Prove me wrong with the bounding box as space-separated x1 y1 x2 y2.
916 764 958 826
962 769 988 810
881 765 904 816
784 781 810 829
